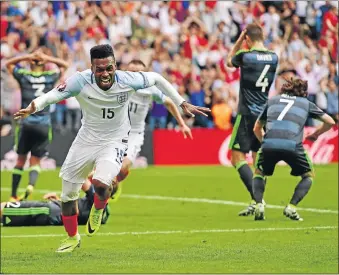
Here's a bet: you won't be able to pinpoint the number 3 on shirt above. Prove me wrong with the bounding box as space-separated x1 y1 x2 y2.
256 65 270 93
33 84 46 97
101 108 114 119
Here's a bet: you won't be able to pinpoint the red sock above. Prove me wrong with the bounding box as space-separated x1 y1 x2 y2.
94 194 108 210
61 214 78 237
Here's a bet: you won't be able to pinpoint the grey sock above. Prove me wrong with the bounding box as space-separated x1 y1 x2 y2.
253 175 266 203
237 162 254 200
29 169 39 187
290 177 313 206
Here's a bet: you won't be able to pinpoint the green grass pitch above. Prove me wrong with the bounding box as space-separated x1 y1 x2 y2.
1 165 338 274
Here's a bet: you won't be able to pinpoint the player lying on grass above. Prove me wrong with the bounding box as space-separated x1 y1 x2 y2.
252 78 335 221
13 44 210 253
226 23 279 216
88 59 193 202
1 180 110 226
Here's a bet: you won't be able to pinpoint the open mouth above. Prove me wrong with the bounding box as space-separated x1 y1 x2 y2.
100 77 111 85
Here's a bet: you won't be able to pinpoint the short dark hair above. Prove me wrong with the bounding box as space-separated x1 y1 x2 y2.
281 78 308 97
128 59 146 68
90 44 115 61
245 23 264 42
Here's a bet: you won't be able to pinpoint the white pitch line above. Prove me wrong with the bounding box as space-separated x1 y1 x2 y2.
122 194 339 214
1 187 338 214
1 226 337 239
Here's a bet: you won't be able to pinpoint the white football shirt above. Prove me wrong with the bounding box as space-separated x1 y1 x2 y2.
129 86 166 133
33 70 184 145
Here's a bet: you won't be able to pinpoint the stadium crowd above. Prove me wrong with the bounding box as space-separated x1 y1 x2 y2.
0 0 338 135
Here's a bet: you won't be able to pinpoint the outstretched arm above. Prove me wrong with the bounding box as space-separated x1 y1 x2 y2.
14 89 67 120
143 72 185 106
14 74 81 120
143 72 210 117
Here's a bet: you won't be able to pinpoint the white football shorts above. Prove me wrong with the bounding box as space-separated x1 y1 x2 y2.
60 140 127 186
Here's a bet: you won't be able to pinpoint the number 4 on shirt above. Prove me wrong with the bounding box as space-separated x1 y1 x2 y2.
256 65 270 93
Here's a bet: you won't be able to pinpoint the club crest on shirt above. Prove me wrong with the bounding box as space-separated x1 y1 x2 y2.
117 92 128 104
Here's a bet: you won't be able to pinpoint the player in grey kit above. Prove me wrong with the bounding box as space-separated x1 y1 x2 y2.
252 78 335 221
5 49 69 202
1 180 110 226
226 23 279 216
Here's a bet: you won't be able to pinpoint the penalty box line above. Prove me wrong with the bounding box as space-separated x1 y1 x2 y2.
1 226 338 239
1 187 338 214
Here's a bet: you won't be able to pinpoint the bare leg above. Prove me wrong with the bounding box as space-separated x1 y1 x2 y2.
116 158 132 183
55 181 83 252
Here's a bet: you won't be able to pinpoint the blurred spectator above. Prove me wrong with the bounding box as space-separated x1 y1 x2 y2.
317 77 328 112
327 79 339 122
260 5 280 42
0 0 338 132
211 91 232 130
62 27 82 51
328 62 339 84
29 2 49 28
148 102 168 130
188 81 213 128
296 59 321 103
321 5 338 38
